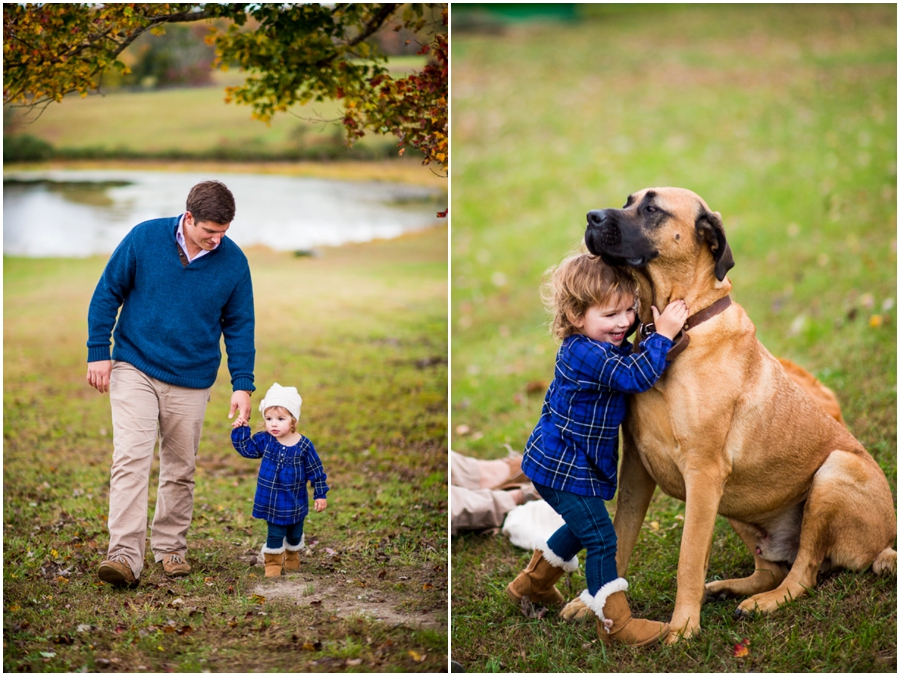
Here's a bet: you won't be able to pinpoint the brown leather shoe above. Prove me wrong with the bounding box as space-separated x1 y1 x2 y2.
98 556 138 588
491 455 530 490
161 553 191 577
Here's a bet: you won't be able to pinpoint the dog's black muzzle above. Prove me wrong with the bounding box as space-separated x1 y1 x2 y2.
585 209 652 267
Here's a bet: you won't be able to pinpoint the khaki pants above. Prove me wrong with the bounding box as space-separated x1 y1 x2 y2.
107 361 209 578
450 451 519 535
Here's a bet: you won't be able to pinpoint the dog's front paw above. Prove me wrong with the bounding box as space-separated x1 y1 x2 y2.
559 597 593 621
665 616 700 644
704 580 736 603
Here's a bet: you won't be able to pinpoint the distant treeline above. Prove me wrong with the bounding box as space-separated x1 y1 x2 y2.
3 133 416 164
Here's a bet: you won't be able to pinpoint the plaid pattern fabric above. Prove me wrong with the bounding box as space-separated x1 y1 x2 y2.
522 332 673 499
232 427 329 525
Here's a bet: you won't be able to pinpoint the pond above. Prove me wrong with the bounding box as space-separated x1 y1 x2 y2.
3 169 445 257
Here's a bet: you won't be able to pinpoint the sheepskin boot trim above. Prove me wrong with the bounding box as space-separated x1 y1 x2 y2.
581 578 669 646
579 578 629 628
506 547 570 607
537 541 579 572
261 544 285 577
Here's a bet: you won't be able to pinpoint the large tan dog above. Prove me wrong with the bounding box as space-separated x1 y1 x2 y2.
564 187 896 642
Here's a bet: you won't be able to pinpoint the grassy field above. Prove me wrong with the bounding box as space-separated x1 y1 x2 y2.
4 57 428 161
3 226 448 672
451 4 895 673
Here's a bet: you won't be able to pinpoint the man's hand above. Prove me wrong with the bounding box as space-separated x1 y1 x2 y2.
314 499 327 513
229 390 251 423
86 360 112 394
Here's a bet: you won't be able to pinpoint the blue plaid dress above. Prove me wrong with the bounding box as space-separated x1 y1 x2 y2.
232 427 330 525
522 332 673 499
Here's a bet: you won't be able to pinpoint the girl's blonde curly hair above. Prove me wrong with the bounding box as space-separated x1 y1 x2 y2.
542 252 639 340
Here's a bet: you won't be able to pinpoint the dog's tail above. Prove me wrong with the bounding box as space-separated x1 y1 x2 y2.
872 548 897 575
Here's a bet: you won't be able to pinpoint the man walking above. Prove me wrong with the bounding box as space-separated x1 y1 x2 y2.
86 180 255 587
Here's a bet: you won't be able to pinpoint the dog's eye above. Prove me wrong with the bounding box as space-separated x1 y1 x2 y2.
646 205 658 213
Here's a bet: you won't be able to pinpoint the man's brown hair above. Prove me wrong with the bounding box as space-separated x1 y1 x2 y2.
542 253 639 340
186 181 236 224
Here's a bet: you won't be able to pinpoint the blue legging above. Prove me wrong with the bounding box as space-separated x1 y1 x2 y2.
533 482 618 595
266 521 304 549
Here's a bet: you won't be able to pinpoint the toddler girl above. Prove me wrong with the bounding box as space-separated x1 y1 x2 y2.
506 253 688 647
232 383 329 577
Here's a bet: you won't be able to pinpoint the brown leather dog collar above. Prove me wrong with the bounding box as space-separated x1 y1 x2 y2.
635 295 732 361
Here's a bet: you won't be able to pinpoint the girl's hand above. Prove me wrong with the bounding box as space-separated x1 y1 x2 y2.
314 498 327 513
651 300 690 340
231 416 248 428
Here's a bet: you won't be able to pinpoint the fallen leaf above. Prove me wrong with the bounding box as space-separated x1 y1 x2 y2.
39 652 56 659
649 521 660 531
251 594 266 605
301 641 322 651
310 600 322 607
870 314 883 328
423 583 434 591
733 641 750 658
525 380 549 395
377 569 387 579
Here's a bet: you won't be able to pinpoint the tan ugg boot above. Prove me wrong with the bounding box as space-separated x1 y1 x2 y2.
506 544 579 607
261 545 285 577
283 539 302 572
581 578 669 647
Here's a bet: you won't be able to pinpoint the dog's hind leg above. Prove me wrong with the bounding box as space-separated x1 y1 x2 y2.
736 449 896 616
705 518 788 601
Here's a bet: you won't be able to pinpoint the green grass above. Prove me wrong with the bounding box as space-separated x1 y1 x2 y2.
451 4 896 672
4 58 427 160
3 226 448 672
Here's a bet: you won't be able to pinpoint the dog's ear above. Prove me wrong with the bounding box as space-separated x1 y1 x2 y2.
696 210 734 281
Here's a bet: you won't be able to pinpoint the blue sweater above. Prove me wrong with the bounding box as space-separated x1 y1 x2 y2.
87 216 255 391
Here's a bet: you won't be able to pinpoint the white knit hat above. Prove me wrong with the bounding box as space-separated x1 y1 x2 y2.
258 383 302 420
